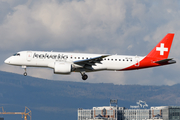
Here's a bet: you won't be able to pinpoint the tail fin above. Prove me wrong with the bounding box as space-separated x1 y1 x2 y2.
146 33 175 59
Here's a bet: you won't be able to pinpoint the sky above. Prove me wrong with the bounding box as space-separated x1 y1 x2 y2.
0 0 180 85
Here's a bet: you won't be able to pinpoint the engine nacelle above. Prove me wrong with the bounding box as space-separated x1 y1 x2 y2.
54 62 72 74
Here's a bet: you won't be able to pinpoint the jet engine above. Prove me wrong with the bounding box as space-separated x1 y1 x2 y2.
54 62 72 74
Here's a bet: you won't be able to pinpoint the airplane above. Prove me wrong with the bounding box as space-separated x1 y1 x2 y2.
4 33 176 80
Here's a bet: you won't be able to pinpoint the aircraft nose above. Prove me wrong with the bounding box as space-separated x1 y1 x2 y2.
4 58 10 64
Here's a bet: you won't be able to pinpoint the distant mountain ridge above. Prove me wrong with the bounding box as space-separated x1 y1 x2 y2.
0 71 180 120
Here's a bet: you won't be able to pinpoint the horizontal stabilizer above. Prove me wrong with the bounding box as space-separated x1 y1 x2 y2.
155 58 176 64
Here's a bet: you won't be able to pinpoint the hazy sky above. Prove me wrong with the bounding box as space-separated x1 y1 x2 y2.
0 0 180 85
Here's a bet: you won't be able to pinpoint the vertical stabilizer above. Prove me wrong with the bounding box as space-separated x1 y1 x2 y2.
146 33 175 59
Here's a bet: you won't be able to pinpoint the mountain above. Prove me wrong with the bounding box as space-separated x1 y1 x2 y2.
0 71 180 120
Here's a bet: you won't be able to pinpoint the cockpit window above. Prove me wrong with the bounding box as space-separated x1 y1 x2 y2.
13 53 20 56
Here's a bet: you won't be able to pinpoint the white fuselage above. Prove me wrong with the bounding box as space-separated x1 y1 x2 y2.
5 51 144 72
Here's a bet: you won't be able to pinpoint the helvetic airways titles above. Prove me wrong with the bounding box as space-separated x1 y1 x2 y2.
33 53 68 59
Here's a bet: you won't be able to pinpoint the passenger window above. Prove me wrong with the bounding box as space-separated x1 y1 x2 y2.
123 59 125 61
111 59 113 61
108 59 109 60
82 57 84 59
74 57 76 59
115 59 117 61
119 59 121 61
78 57 80 59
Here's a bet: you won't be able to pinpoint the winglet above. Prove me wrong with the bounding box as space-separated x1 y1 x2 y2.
146 33 175 59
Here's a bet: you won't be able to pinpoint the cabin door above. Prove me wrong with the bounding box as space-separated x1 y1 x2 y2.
27 51 32 61
135 56 140 66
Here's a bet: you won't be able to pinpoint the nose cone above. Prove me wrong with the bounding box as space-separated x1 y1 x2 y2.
4 58 10 64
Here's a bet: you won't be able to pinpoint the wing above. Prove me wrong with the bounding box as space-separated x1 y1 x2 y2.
73 55 109 66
